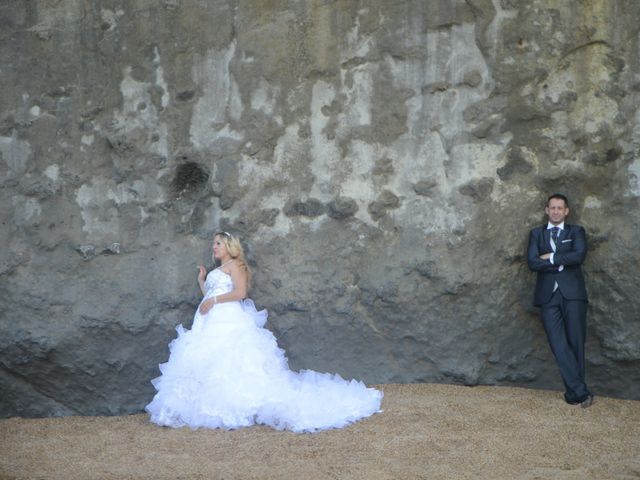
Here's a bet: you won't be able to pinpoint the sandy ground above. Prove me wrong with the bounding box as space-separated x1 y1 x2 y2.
1 384 639 480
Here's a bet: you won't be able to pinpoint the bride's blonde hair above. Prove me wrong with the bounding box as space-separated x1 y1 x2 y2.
214 231 252 285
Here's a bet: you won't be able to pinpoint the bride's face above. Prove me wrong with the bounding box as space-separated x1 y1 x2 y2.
212 235 228 260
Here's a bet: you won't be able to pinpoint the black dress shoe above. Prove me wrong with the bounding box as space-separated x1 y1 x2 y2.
564 394 581 405
580 394 594 409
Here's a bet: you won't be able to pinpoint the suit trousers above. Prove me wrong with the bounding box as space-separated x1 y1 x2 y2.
540 289 590 403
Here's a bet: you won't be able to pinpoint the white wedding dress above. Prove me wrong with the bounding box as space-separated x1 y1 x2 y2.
145 268 382 432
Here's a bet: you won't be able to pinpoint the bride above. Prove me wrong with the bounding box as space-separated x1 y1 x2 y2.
145 231 382 432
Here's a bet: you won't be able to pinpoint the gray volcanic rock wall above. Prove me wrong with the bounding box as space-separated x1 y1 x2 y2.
1 0 639 417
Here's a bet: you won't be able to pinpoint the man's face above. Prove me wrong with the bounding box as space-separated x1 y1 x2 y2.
545 198 569 225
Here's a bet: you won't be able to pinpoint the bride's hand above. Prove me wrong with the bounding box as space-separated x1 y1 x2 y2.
197 265 207 283
199 298 214 315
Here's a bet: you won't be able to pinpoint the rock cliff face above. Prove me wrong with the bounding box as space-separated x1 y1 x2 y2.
1 0 639 417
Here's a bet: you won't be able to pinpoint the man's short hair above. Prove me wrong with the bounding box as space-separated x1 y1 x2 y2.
547 193 569 207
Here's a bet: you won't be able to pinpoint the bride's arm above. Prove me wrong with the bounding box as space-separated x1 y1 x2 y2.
217 264 248 302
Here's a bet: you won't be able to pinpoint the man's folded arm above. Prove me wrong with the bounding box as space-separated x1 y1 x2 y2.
527 231 560 272
553 227 587 267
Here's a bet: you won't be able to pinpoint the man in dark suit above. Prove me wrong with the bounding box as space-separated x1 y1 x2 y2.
527 193 593 407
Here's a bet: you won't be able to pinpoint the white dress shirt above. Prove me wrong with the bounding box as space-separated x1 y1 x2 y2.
547 222 565 270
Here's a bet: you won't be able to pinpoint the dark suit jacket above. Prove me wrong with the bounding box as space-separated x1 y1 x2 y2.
527 223 588 306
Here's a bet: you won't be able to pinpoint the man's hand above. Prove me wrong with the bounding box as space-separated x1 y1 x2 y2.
539 253 552 260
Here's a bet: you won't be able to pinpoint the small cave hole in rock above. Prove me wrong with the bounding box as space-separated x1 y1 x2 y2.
172 162 209 195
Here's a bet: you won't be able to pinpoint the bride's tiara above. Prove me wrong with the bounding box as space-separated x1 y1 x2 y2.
217 231 232 238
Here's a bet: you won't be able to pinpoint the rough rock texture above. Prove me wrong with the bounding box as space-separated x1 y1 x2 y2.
1 0 639 417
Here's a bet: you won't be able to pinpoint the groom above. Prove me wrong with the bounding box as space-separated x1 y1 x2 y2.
527 193 593 407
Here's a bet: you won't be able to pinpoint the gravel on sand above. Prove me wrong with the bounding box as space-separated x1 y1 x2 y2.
1 384 639 480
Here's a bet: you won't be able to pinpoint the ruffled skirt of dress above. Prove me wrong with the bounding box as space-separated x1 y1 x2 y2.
145 300 383 433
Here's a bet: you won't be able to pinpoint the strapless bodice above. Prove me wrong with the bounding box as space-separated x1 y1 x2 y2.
204 268 233 298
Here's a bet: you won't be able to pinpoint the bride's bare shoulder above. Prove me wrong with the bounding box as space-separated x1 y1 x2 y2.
226 260 246 276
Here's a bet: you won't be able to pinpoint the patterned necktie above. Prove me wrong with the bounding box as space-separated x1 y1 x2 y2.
551 226 559 243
